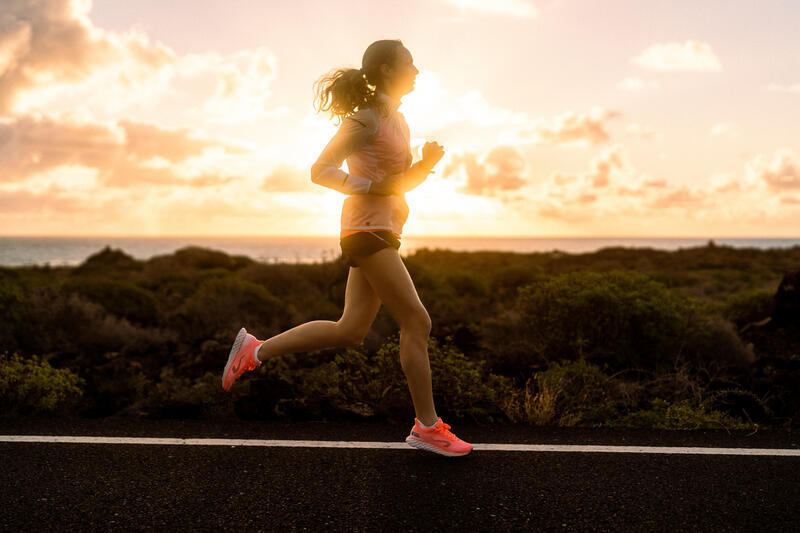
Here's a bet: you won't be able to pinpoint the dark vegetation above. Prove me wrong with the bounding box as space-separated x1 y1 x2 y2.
1 241 798 430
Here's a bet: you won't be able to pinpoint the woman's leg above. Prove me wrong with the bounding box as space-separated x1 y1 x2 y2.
255 266 382 362
353 247 437 426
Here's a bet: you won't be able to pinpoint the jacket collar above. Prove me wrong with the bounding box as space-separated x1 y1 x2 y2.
374 90 401 116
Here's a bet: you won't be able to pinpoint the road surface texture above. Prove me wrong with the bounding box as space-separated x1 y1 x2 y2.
1 416 798 532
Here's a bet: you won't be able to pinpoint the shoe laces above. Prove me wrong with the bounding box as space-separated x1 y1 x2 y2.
432 421 457 441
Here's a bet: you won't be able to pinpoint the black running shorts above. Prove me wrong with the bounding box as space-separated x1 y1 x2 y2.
340 230 401 268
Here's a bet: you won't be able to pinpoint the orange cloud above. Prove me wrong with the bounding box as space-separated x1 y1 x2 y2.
648 186 707 209
0 187 87 213
749 150 800 190
261 164 316 193
588 145 626 187
0 113 247 187
0 0 174 113
515 108 622 146
442 145 527 197
631 40 722 72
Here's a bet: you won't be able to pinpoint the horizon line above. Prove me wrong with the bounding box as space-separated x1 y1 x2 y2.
2 234 800 240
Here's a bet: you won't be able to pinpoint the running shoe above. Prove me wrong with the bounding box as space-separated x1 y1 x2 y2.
222 327 264 391
405 416 473 457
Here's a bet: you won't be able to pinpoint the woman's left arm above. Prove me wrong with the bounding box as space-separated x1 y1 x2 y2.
403 159 435 193
403 141 443 193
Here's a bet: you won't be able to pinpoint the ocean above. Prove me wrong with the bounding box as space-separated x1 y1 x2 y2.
1 236 799 268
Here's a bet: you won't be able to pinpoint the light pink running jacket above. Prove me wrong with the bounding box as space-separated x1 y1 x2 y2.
310 91 431 239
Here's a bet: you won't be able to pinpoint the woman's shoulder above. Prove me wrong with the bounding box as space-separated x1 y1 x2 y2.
346 107 380 130
342 107 380 146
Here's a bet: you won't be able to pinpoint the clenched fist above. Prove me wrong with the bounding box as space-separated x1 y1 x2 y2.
421 141 445 170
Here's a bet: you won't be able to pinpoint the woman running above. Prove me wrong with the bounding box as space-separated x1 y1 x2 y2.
222 39 472 457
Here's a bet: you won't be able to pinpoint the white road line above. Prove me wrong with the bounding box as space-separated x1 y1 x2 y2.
1 436 799 456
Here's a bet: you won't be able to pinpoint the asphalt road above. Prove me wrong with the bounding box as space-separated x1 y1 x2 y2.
1 416 799 532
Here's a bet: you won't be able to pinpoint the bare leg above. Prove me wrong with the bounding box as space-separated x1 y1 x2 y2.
256 266 382 362
353 247 438 426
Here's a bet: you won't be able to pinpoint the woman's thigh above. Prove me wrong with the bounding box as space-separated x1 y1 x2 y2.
337 265 382 341
354 247 431 333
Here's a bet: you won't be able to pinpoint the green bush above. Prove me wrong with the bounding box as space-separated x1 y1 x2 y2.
294 334 515 422
499 358 630 426
61 278 160 326
609 398 754 430
515 269 690 371
699 388 773 425
172 276 289 344
0 272 28 351
137 367 234 419
0 351 85 415
720 289 774 328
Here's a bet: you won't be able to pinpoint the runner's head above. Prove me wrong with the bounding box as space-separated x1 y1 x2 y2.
313 40 418 124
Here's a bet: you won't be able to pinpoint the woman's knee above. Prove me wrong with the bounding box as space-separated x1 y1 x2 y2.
400 309 432 336
335 322 369 347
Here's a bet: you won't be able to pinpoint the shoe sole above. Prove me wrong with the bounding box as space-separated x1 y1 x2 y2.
405 436 471 457
222 327 248 390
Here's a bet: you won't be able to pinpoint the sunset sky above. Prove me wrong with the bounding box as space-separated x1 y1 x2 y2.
1 0 799 237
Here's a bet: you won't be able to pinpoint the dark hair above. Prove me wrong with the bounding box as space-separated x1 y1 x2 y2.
312 39 404 125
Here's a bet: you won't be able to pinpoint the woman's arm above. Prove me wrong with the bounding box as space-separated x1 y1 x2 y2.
310 110 379 195
403 159 435 193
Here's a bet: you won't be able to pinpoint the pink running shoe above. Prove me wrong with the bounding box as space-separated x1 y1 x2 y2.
405 416 473 457
221 327 264 391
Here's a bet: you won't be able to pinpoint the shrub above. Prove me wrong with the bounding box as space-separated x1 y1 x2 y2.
699 388 773 425
681 315 755 369
61 278 160 326
0 351 85 416
73 246 141 275
172 276 288 344
0 271 28 351
499 359 627 426
609 398 754 430
149 246 253 272
294 334 515 422
721 289 774 328
515 269 690 372
137 367 234 419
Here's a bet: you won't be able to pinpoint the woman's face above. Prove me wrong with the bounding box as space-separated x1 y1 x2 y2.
381 46 419 97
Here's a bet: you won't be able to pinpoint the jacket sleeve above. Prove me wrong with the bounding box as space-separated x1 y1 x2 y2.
310 110 379 195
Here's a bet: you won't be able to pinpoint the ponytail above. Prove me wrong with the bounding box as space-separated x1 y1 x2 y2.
312 39 403 124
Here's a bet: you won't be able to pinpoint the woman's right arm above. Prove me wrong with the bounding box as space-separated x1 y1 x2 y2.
310 111 378 195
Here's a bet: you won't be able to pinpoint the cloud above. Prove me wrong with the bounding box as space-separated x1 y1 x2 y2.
631 40 722 71
0 112 247 187
626 122 654 140
588 145 626 187
442 0 538 17
261 164 316 193
617 77 659 91
781 196 800 205
0 186 88 213
648 186 707 209
766 83 800 94
0 0 282 126
747 149 800 190
442 144 528 196
710 122 737 137
0 0 175 114
514 108 622 146
200 47 280 124
535 144 719 221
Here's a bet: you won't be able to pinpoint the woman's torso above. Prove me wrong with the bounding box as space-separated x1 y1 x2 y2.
340 102 412 240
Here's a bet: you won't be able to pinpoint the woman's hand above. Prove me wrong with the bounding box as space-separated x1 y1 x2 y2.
368 172 404 196
421 141 445 171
